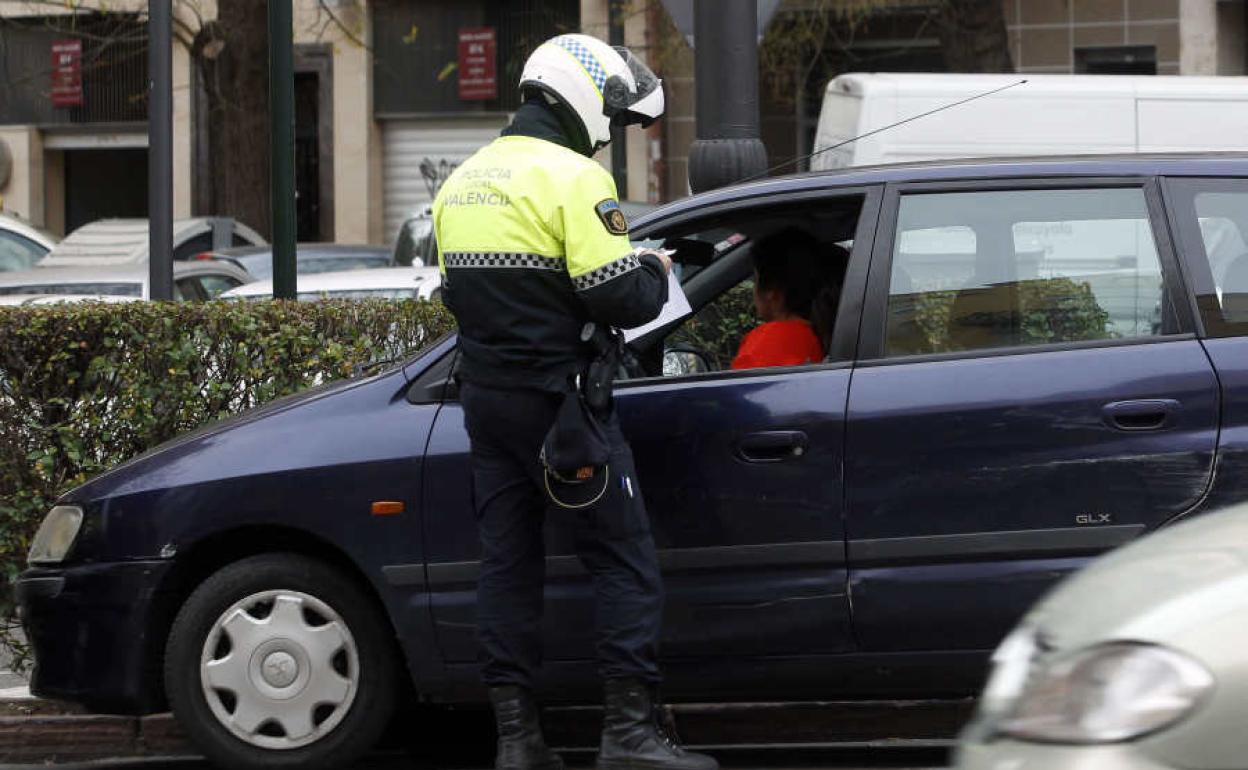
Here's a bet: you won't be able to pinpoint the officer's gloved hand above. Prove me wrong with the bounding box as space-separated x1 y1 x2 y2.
631 247 673 274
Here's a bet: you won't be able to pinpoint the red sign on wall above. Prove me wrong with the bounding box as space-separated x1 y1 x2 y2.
458 27 497 101
50 39 83 108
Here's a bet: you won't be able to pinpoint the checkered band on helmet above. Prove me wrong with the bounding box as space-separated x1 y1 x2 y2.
572 254 641 291
443 252 566 271
552 36 608 92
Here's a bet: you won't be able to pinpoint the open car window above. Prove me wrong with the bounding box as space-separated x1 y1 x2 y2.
621 195 868 380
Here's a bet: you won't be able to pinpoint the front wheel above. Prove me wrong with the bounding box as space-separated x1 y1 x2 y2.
164 553 399 770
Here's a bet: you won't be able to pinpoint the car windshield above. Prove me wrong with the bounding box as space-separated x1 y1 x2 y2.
0 282 142 297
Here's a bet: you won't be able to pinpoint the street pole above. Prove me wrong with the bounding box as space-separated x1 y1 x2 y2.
147 0 173 301
268 0 297 300
687 0 768 193
608 0 629 198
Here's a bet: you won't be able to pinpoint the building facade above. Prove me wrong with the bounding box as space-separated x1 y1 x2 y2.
1 0 1246 236
0 0 657 244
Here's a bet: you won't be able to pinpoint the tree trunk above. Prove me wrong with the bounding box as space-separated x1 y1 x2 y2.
193 0 271 238
934 0 1014 73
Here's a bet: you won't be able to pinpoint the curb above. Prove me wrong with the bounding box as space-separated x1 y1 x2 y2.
0 700 193 764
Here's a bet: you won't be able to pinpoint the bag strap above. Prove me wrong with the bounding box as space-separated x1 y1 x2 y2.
543 464 611 510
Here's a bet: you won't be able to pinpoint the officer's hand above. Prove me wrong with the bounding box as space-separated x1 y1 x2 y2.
632 246 674 274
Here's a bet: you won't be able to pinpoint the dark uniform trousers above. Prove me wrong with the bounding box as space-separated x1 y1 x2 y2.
461 380 664 688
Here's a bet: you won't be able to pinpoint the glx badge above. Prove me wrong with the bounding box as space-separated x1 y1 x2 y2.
1076 513 1113 526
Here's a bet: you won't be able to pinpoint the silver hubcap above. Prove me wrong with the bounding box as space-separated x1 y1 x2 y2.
199 590 359 750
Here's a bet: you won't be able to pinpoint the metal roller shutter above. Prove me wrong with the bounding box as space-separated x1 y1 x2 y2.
381 118 508 241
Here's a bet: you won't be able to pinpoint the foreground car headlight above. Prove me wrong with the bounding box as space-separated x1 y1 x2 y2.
999 642 1213 744
27 505 84 565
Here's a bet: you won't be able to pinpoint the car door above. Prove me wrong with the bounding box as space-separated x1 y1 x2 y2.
844 179 1219 653
420 188 880 694
1164 177 1248 511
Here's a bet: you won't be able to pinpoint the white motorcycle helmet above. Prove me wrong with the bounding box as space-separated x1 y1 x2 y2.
519 34 665 154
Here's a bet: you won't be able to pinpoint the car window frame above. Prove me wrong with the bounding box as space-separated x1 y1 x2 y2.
1158 175 1248 339
856 176 1198 365
617 184 883 388
196 271 244 299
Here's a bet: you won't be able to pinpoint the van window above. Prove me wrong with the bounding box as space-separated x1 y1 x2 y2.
886 187 1168 356
811 91 861 171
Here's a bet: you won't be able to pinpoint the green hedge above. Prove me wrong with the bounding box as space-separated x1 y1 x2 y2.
0 299 454 667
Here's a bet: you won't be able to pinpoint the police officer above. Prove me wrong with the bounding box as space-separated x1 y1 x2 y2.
433 34 717 770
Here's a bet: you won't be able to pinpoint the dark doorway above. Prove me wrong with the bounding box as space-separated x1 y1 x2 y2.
65 148 147 233
1076 46 1157 74
295 71 321 242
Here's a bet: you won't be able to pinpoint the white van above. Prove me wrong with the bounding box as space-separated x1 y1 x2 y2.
812 73 1248 170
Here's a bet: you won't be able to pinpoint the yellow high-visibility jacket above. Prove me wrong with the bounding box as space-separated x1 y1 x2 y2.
434 130 667 391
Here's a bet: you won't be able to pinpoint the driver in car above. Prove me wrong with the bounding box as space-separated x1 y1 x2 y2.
732 228 844 370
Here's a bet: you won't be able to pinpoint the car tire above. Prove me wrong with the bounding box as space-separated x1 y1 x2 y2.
164 553 399 770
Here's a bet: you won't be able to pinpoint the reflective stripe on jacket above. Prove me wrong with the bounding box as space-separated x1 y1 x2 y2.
434 134 667 391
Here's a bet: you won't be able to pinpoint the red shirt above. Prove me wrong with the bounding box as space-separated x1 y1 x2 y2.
731 319 824 370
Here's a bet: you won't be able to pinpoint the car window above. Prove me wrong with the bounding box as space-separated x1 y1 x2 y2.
666 279 755 371
301 256 391 274
0 231 48 271
1191 192 1248 322
198 274 243 298
173 279 200 301
0 282 142 297
886 187 1167 357
173 232 214 261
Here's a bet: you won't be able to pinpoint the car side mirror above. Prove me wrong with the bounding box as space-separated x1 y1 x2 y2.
663 346 711 377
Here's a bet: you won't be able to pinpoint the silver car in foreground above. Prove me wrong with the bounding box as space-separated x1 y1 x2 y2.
958 505 1248 770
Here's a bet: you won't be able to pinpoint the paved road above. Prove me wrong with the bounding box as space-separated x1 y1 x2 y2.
5 746 952 769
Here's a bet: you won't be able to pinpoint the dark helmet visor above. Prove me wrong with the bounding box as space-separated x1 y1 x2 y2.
603 46 664 127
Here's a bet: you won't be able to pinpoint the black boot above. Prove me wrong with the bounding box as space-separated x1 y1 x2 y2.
596 678 718 770
489 686 566 770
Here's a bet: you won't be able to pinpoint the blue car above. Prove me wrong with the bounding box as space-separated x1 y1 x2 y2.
18 154 1248 769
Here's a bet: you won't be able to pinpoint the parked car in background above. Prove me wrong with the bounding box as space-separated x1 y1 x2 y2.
958 502 1248 770
26 153 1248 769
0 212 57 271
201 244 394 281
220 266 441 302
39 218 264 268
0 260 253 301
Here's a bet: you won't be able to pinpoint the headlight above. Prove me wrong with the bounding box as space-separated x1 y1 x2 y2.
998 642 1213 744
980 626 1040 715
27 505 84 565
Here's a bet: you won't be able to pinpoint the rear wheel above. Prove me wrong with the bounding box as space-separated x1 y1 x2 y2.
165 553 398 769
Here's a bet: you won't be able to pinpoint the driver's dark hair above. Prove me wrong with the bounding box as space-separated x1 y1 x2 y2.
751 227 845 349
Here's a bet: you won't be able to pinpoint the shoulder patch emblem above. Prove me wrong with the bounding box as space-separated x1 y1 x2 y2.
594 199 629 235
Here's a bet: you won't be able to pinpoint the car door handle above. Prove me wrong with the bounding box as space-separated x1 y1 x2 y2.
736 430 809 462
1102 399 1180 432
